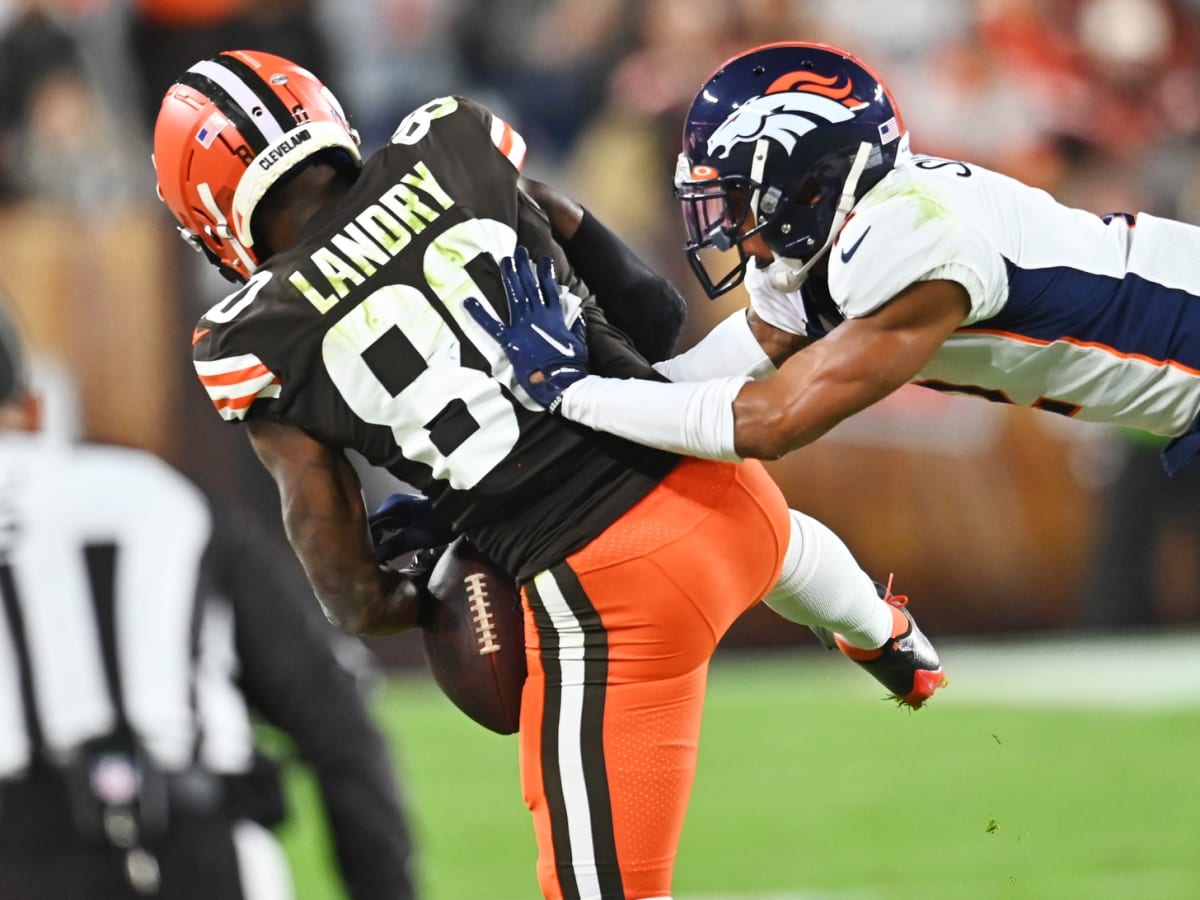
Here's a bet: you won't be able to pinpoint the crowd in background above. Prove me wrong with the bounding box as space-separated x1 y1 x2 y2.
3 0 1200 637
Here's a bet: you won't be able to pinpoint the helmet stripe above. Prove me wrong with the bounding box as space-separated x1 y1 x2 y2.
181 59 288 152
178 71 273 154
211 53 299 137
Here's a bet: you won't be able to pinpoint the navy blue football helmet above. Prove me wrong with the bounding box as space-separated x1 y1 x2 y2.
676 42 907 298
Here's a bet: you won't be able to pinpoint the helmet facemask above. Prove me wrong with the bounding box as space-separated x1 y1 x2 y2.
676 154 766 297
678 138 879 297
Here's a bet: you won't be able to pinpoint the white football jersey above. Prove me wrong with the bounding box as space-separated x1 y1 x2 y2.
746 153 1200 473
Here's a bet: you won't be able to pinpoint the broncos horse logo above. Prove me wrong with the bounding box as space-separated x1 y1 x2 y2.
706 71 866 160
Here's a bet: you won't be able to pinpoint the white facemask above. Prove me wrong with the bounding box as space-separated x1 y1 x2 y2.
765 255 810 292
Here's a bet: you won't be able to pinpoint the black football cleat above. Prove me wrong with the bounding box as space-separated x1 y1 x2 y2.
834 576 947 709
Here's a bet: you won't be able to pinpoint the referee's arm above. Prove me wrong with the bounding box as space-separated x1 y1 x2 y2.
216 511 417 900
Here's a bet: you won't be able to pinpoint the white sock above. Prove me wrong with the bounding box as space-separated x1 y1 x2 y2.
763 509 893 649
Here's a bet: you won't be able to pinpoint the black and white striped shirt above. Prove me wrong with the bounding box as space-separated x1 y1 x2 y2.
0 433 415 898
0 434 252 777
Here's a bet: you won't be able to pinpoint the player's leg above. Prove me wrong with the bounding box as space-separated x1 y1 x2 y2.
519 595 709 900
763 509 892 646
763 508 946 708
519 458 788 900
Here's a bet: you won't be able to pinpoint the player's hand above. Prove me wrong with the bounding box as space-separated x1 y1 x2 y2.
368 491 456 563
465 246 588 412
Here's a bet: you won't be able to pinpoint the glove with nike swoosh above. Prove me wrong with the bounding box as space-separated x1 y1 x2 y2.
466 246 588 412
368 491 457 564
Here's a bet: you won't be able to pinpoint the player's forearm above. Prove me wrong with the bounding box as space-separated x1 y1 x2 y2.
248 421 425 635
281 492 423 636
730 379 858 459
732 333 915 458
334 568 425 637
558 350 890 462
557 375 834 462
558 374 747 460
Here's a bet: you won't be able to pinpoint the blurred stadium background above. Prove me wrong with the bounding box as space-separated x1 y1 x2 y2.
1 0 1199 896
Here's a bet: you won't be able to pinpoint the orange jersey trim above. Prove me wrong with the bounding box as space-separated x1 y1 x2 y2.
196 362 274 387
958 327 1200 378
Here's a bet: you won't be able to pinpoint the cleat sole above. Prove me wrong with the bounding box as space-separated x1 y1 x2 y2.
898 669 948 709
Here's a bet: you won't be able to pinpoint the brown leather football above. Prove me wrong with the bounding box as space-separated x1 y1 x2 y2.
421 537 526 735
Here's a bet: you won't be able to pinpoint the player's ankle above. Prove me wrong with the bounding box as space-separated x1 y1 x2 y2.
832 600 895 651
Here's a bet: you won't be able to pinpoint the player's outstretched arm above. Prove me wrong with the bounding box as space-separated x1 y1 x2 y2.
473 249 967 461
246 418 425 635
524 275 968 460
731 280 970 457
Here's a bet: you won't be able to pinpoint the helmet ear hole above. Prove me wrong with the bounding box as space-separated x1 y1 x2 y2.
793 177 821 207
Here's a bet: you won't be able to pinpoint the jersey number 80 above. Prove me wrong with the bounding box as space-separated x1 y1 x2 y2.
206 217 541 491
322 218 543 490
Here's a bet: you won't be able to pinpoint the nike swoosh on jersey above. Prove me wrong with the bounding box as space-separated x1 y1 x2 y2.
531 323 576 357
839 226 872 263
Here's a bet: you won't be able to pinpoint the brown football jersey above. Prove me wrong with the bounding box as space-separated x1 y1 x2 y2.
193 97 678 578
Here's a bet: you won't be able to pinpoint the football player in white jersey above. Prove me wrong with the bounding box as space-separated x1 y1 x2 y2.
475 41 1200 479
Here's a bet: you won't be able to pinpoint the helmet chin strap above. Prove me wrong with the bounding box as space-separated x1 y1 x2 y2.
765 141 874 293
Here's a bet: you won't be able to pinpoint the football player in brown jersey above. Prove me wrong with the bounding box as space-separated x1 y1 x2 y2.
153 50 942 900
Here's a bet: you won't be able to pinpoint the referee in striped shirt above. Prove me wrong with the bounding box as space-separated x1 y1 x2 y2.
0 297 416 898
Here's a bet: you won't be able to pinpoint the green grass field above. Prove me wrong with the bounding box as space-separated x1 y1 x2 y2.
277 634 1200 900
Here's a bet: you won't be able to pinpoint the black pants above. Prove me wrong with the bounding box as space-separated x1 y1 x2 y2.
0 773 245 900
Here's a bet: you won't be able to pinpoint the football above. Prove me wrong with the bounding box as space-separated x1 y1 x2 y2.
421 537 526 735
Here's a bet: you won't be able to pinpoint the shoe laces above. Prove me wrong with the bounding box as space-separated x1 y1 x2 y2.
881 573 909 608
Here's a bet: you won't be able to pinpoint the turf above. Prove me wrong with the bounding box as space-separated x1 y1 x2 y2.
278 643 1200 900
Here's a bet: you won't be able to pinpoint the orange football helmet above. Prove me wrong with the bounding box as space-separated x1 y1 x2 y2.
153 50 362 281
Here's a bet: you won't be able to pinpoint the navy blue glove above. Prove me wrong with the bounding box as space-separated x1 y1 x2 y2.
368 492 456 563
465 246 588 412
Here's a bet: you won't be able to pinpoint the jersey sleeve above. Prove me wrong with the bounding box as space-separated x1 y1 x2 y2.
827 188 1007 325
481 105 527 173
192 330 282 423
441 96 528 173
389 96 527 173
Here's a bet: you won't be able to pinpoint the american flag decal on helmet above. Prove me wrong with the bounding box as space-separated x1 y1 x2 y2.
195 112 226 148
878 116 901 144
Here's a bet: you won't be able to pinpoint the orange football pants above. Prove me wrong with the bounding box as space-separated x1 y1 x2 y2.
519 457 789 900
